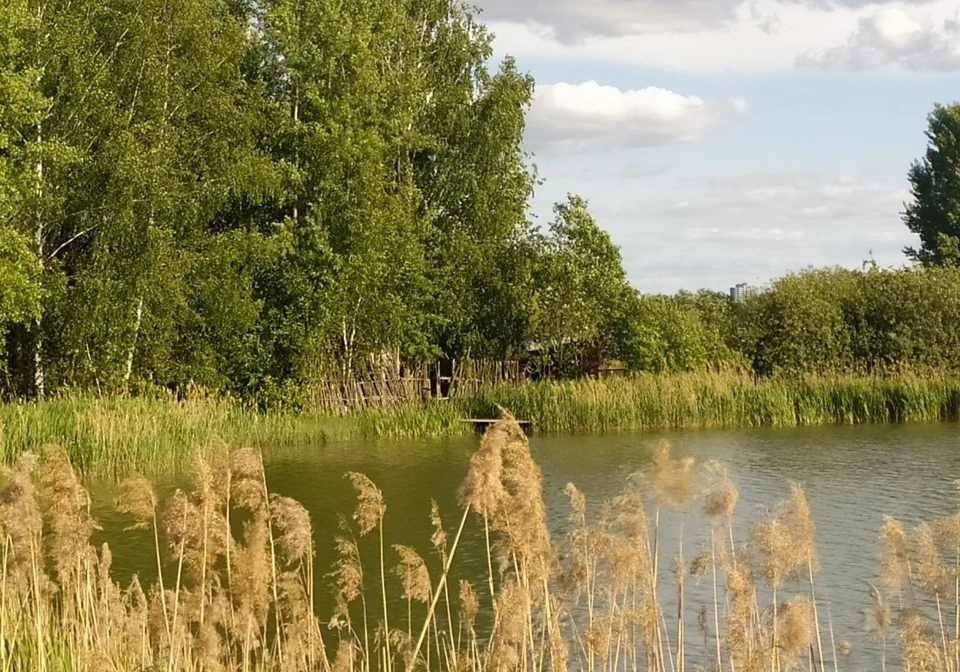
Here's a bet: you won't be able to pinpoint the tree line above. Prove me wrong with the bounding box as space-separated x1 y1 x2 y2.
621 265 960 376
2 0 960 404
0 0 630 402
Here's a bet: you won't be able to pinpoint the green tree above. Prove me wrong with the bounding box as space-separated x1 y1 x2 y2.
532 195 628 373
904 103 960 266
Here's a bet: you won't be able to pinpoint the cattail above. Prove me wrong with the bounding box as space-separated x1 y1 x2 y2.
0 452 43 582
36 447 96 585
393 545 431 604
429 500 447 553
116 475 157 530
701 461 738 523
777 596 813 670
230 447 266 511
458 414 512 517
458 580 479 632
690 549 710 578
345 473 385 536
330 536 363 621
879 516 910 595
270 494 313 566
651 441 696 509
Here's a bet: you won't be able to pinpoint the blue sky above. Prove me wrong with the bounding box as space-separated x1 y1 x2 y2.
481 0 960 293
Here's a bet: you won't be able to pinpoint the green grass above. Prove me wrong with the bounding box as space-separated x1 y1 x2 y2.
466 370 960 432
3 371 960 475
0 392 471 476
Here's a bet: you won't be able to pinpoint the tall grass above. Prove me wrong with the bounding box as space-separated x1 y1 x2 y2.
2 415 955 671
468 371 960 432
2 371 960 475
0 392 469 476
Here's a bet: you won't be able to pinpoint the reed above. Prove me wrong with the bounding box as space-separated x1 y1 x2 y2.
2 370 960 477
2 413 938 672
467 370 960 433
0 390 470 476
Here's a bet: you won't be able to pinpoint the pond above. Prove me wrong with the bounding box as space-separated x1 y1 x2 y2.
89 421 960 670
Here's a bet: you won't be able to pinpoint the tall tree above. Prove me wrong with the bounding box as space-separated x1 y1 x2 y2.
0 0 44 353
531 195 628 372
903 103 960 266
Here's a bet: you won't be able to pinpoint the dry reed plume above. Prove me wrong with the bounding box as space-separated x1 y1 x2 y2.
0 415 950 672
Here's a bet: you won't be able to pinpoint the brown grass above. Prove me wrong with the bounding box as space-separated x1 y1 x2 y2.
0 415 954 671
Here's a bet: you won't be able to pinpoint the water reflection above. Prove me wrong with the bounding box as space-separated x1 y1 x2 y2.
89 421 960 670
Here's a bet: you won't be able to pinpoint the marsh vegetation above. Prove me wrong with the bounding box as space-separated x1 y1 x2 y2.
1 416 957 671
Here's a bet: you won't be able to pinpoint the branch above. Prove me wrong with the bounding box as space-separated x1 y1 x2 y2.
46 224 100 261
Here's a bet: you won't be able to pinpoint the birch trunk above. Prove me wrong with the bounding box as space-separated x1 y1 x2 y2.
123 296 144 384
33 68 44 399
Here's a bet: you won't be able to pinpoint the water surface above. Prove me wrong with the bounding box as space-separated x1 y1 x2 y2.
91 422 960 670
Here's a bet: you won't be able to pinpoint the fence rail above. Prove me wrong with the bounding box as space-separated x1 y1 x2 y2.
303 356 525 414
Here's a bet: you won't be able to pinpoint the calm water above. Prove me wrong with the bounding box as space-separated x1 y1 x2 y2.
90 422 960 670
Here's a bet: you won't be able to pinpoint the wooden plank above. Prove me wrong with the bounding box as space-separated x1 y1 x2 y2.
461 419 533 426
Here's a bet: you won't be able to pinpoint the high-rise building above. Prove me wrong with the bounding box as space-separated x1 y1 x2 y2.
729 282 755 303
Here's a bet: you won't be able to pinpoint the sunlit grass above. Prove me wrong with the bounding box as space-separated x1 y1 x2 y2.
1 417 953 671
469 370 960 432
2 371 959 476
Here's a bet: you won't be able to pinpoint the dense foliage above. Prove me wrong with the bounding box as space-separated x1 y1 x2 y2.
2 0 959 402
903 103 960 266
623 265 960 377
0 0 628 399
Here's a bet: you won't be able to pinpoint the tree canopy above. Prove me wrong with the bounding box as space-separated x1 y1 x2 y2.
4 2 960 403
903 103 960 266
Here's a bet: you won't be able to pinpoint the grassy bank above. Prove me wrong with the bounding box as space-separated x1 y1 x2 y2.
0 392 469 476
3 371 960 475
470 370 960 432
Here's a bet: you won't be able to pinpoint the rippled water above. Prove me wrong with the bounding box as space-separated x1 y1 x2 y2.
90 422 960 670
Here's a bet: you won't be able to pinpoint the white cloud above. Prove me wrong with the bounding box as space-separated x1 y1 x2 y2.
478 0 939 40
486 0 960 74
527 82 748 152
479 0 743 39
531 172 917 293
800 7 960 70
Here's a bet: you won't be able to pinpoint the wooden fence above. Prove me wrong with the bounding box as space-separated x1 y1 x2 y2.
303 355 525 414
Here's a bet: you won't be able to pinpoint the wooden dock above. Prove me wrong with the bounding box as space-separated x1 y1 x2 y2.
461 418 533 428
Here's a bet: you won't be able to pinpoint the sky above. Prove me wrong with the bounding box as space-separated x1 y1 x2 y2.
479 0 960 294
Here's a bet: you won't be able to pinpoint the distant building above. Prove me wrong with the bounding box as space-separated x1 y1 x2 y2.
729 282 756 303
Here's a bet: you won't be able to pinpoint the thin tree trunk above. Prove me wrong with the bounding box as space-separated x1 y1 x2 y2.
33 70 45 400
293 82 299 224
124 296 144 384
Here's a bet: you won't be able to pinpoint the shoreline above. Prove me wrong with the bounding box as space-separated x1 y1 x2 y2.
3 370 960 475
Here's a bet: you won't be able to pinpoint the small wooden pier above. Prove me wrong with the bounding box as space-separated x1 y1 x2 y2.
461 418 534 432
